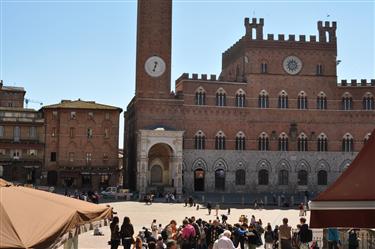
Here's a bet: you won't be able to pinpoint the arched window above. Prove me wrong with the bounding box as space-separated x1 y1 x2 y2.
258 169 269 185
235 89 246 107
195 87 206 105
342 93 353 110
278 91 288 109
317 170 327 185
235 132 246 150
298 170 308 185
297 133 308 152
363 93 374 110
364 133 371 144
215 131 226 150
342 133 354 152
278 133 289 151
194 130 205 150
194 169 205 191
216 88 226 107
13 126 20 142
235 169 246 185
258 132 269 151
258 90 269 108
215 169 225 191
261 62 268 74
297 91 308 109
317 92 327 110
278 170 289 185
317 133 328 152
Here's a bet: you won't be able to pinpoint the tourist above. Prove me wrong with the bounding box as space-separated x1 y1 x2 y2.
299 203 304 216
217 230 236 249
327 227 341 249
278 218 292 249
207 202 212 215
133 237 143 249
151 219 158 239
121 217 135 249
273 225 279 249
166 240 178 249
348 229 359 249
264 223 275 249
156 237 165 249
233 223 247 249
246 224 261 249
298 218 310 249
109 216 121 249
207 220 223 249
178 219 196 249
215 204 219 217
250 215 256 225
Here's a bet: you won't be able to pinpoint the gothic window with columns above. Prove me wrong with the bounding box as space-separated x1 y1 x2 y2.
215 131 226 150
278 170 289 185
363 92 374 110
235 169 246 185
235 89 246 107
258 132 269 151
364 133 371 144
258 169 269 185
342 92 353 110
317 92 327 110
317 133 328 152
342 133 354 152
194 130 205 150
258 90 269 108
278 132 289 151
318 170 328 185
298 170 308 185
278 91 288 109
235 131 246 150
297 133 308 151
216 88 226 107
195 87 206 105
297 91 308 109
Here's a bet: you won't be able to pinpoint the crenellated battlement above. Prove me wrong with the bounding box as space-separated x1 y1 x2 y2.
338 79 375 87
176 73 219 82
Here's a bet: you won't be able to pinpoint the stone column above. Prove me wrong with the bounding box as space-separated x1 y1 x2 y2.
174 156 183 195
137 157 148 195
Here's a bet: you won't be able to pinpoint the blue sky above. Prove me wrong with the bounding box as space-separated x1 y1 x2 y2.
1 0 374 147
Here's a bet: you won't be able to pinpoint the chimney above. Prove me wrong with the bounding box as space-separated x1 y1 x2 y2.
0 80 3 89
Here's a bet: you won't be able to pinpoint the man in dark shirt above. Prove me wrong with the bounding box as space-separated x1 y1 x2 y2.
298 218 309 249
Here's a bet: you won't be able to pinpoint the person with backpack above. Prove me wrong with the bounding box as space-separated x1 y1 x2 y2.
246 224 262 249
178 219 196 249
298 218 312 249
278 218 292 249
327 227 341 249
264 223 275 249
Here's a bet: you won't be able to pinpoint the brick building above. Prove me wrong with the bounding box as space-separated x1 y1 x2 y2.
0 81 44 184
124 0 374 197
42 100 122 190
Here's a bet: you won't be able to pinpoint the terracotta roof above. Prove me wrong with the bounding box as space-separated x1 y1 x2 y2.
314 129 375 202
42 99 122 111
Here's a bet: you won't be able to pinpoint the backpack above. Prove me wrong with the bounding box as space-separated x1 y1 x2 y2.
307 229 313 242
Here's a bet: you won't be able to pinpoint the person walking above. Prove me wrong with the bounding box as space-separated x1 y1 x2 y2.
278 218 292 249
207 203 212 215
121 216 135 249
179 219 196 249
109 216 121 249
327 227 341 249
246 224 261 249
264 223 275 249
298 218 310 249
348 229 359 249
217 230 236 249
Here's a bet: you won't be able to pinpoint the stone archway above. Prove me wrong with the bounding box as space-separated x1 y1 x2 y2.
136 129 184 196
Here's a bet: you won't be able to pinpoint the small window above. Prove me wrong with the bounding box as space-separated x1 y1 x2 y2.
104 128 109 139
69 127 75 138
70 112 76 120
29 127 37 139
194 131 205 150
69 152 75 162
235 169 246 185
86 152 92 164
316 64 323 75
50 152 57 162
28 149 37 156
52 111 58 120
105 113 110 120
88 112 94 119
13 126 20 142
87 128 93 139
52 127 56 137
103 153 109 162
261 63 268 74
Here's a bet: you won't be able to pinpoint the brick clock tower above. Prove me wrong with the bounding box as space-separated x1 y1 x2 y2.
135 0 172 99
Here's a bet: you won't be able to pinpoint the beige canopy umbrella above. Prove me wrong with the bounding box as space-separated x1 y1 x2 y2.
0 181 112 249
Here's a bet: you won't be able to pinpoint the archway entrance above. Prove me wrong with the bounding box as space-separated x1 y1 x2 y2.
150 165 163 184
194 169 205 191
215 169 225 191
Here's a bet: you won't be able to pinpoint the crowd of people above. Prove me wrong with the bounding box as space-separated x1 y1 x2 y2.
109 212 318 249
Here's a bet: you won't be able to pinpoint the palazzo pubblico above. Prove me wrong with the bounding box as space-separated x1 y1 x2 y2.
124 0 374 198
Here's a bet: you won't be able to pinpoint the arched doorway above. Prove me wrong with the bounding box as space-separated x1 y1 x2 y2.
215 169 225 191
151 165 163 184
194 169 205 191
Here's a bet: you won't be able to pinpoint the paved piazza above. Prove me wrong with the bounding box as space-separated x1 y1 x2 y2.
71 201 312 249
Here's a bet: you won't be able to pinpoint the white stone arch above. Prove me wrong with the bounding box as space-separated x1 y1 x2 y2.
192 158 208 171
259 90 269 96
298 132 308 139
339 159 352 172
236 131 246 138
364 132 372 142
276 159 291 171
216 130 226 138
295 160 311 173
256 159 272 172
234 159 246 170
342 132 353 140
298 91 307 97
279 90 288 97
315 159 331 172
146 140 177 156
213 158 228 172
279 132 289 139
363 92 373 98
149 158 164 171
317 132 328 140
194 130 206 137
342 92 352 98
216 87 227 95
318 91 327 98
236 88 246 95
195 86 206 94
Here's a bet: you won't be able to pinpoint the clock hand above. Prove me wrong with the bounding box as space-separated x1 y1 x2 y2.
152 61 158 72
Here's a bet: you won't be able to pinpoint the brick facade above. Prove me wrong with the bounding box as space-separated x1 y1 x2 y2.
124 0 374 196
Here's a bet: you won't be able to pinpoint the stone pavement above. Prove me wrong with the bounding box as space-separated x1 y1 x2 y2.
68 201 313 249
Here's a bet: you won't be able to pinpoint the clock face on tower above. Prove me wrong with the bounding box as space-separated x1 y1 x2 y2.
283 56 303 75
144 56 166 78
